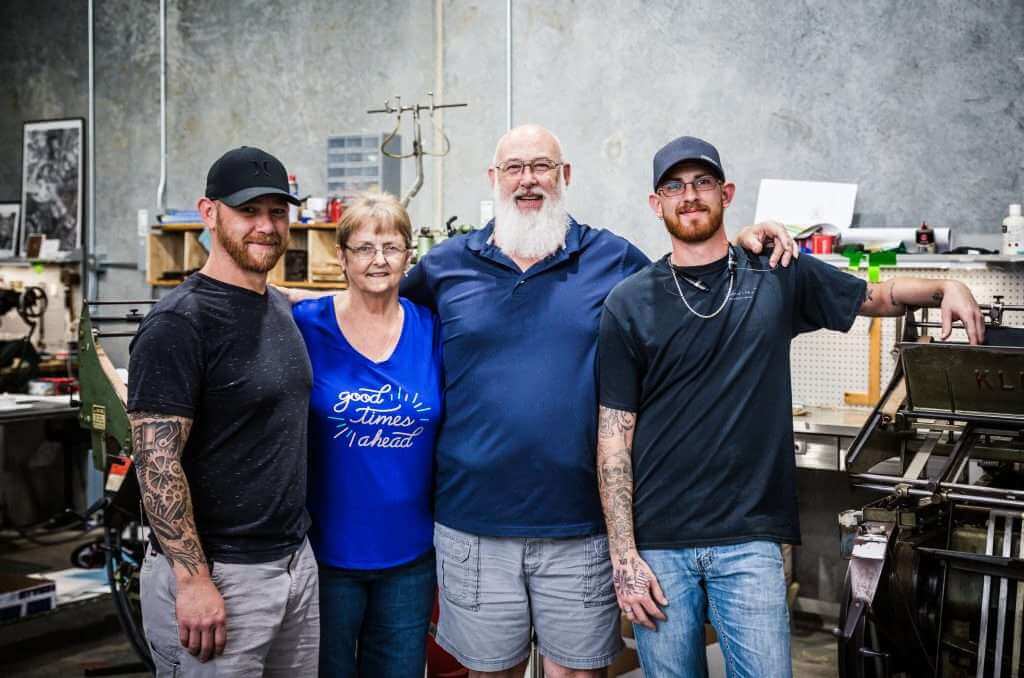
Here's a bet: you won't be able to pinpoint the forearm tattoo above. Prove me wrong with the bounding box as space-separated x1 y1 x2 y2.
598 406 635 439
597 407 637 559
130 413 204 575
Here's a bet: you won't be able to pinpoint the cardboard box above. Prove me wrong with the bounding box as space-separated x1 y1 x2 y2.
0 574 56 623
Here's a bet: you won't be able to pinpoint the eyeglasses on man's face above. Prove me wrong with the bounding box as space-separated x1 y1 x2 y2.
344 244 409 262
495 158 562 177
656 175 721 197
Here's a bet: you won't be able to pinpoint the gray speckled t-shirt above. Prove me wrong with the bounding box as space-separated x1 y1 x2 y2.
128 273 312 564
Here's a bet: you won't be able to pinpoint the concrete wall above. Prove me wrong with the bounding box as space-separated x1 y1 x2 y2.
1 0 1023 361
496 0 1024 255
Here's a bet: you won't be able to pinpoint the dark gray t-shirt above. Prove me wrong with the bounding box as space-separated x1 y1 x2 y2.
128 273 313 564
599 248 866 549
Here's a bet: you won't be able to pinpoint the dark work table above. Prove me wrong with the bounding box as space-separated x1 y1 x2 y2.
0 395 78 426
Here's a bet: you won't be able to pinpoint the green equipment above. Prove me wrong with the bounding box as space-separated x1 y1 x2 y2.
76 299 155 673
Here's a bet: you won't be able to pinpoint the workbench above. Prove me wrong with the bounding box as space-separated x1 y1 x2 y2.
791 407 874 624
0 394 77 425
793 406 866 471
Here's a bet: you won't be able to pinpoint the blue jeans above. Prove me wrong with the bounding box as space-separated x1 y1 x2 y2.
634 541 791 678
318 552 436 678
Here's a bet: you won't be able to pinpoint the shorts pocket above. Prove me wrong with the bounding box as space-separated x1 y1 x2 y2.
148 639 181 677
436 526 480 611
583 534 616 608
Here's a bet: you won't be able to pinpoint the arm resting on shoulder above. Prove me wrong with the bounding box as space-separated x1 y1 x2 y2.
130 412 226 661
733 220 798 269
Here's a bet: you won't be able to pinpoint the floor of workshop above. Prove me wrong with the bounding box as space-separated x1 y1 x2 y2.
1 532 839 678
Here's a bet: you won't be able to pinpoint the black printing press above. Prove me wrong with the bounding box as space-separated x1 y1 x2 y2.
837 297 1024 677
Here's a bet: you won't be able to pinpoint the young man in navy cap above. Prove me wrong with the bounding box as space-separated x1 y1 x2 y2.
596 136 985 677
128 146 319 677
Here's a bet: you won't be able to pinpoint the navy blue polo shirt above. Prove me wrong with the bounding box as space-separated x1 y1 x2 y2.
401 218 650 537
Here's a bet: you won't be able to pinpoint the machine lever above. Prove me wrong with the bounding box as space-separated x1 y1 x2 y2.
858 647 892 677
838 598 867 641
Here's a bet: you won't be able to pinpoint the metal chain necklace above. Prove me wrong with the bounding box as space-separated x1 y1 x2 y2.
668 248 736 320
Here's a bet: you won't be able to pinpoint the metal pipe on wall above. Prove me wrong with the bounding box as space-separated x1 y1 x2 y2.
506 0 512 131
433 0 444 230
86 0 97 300
157 0 167 213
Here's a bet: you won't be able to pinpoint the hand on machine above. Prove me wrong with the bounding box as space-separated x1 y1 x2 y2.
836 297 1024 678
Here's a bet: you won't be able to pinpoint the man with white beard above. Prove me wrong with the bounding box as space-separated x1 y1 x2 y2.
402 124 796 678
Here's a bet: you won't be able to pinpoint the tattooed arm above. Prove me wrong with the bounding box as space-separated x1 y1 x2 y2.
130 412 226 662
597 405 667 630
859 278 984 344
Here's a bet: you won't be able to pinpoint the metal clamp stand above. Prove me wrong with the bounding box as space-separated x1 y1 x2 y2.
367 92 467 207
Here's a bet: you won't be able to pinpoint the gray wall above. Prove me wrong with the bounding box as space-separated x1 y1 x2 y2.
2 0 1023 358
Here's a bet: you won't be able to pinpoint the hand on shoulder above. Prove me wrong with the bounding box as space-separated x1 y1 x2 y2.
272 285 333 306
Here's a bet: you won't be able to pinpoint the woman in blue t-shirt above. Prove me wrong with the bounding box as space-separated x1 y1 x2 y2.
291 192 442 678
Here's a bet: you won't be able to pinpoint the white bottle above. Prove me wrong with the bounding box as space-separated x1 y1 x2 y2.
1002 204 1024 255
288 174 300 224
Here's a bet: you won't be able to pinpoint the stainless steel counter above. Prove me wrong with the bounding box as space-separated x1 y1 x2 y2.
793 406 867 437
792 407 868 471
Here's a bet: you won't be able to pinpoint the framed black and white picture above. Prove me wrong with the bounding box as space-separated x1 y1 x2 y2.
19 118 84 258
0 203 19 258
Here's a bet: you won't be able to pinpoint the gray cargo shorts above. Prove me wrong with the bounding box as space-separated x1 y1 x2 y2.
433 522 622 672
140 538 319 677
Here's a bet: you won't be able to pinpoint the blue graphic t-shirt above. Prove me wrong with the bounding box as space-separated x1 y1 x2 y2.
293 295 442 569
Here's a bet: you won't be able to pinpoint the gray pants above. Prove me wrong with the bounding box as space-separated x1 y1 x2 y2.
140 539 320 677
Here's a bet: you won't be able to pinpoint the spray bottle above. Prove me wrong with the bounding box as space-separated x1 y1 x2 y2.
1002 204 1024 255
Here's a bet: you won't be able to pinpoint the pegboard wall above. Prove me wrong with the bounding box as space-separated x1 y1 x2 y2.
791 262 1024 409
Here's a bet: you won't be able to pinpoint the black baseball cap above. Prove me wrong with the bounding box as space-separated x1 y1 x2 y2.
204 146 301 207
652 136 725 190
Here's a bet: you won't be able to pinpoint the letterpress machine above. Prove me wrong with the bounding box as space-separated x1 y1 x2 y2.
837 297 1024 678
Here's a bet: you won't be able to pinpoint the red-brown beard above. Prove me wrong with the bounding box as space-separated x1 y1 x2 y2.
663 203 723 243
216 215 287 273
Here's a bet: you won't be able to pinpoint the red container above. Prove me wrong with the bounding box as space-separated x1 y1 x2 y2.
811 233 835 254
328 198 344 223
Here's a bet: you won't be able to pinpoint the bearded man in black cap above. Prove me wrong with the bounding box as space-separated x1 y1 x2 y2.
128 146 319 677
596 136 985 677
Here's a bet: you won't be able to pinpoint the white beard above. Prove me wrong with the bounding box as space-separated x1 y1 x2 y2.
492 182 569 259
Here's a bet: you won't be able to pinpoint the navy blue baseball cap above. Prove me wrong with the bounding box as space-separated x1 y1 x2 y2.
205 146 301 207
652 136 725 190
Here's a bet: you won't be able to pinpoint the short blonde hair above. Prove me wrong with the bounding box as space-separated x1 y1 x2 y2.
335 192 413 249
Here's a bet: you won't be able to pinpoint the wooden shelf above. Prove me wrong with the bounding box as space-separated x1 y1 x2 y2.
151 278 343 290
155 222 337 231
147 223 345 289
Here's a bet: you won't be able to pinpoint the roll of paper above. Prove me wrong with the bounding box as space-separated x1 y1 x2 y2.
838 227 951 252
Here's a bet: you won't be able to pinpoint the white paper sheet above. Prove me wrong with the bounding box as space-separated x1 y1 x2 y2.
754 179 859 230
